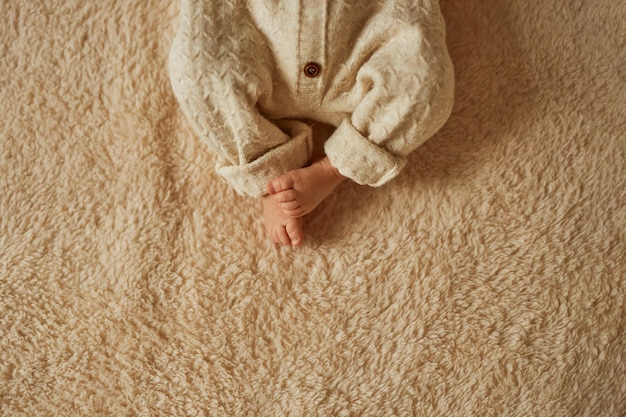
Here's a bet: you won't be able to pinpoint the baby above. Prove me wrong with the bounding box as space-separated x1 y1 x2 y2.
169 0 454 246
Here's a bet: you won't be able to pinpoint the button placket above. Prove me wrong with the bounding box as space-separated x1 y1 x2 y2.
296 1 326 95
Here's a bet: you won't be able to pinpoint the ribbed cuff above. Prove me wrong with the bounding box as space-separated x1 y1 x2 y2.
217 123 313 197
324 118 406 187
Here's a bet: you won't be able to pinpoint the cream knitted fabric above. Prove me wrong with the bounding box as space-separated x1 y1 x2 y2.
169 0 454 197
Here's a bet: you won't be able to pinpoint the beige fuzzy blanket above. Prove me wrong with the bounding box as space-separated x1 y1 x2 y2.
1 1 624 416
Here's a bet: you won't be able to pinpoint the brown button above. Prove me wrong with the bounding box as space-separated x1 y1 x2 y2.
304 62 321 78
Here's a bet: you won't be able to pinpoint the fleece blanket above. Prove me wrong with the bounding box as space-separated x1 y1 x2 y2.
1 1 624 416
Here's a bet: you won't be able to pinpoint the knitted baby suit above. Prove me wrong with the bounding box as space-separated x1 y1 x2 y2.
169 0 454 197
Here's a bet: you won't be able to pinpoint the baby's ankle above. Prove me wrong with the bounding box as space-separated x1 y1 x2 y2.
318 157 345 181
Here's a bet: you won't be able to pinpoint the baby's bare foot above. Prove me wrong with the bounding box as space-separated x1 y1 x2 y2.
261 195 304 246
267 157 346 219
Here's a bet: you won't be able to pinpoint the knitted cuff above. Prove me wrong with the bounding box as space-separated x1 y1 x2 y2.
324 118 406 187
217 123 313 197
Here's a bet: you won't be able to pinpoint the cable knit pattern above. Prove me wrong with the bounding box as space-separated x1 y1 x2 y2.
169 0 454 197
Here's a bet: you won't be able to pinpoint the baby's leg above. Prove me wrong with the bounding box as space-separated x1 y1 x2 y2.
261 195 305 246
267 157 346 219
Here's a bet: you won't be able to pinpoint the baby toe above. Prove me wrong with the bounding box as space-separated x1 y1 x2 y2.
278 200 301 211
273 227 291 246
274 189 298 203
268 174 295 195
285 220 304 246
284 207 306 218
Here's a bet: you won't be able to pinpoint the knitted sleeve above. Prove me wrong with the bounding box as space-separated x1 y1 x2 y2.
324 3 455 187
168 0 312 197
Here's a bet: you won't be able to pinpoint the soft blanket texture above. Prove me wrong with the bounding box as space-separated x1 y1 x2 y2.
1 1 624 416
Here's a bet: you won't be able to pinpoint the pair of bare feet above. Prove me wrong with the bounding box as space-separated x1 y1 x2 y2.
262 156 346 246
